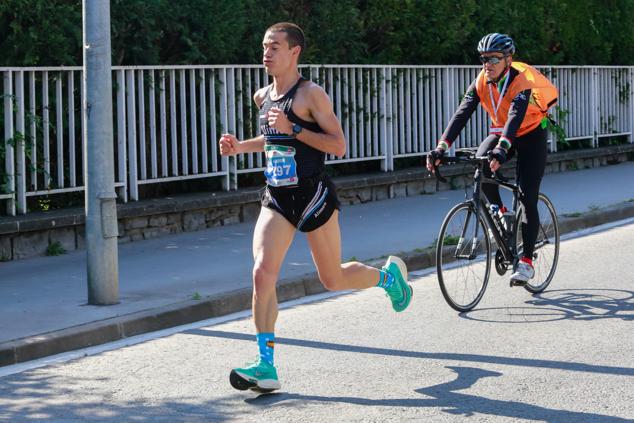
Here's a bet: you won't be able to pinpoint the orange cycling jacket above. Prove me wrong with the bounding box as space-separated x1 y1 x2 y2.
475 62 558 137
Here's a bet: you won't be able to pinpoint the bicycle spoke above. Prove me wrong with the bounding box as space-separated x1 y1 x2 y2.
521 194 560 293
432 152 558 305
437 203 491 312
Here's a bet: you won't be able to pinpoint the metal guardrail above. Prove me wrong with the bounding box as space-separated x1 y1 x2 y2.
1 65 633 215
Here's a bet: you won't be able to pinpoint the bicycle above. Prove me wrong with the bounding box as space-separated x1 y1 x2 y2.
430 149 560 312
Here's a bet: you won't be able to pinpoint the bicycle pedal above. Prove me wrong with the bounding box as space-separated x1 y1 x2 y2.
509 279 527 287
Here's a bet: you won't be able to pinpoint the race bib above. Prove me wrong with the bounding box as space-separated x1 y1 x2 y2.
264 144 298 187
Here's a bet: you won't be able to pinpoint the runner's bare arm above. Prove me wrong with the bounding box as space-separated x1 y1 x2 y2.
219 133 264 156
218 88 269 156
268 84 346 157
292 85 346 157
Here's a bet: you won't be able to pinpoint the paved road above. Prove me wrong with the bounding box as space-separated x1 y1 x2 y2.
1 222 633 422
2 162 634 347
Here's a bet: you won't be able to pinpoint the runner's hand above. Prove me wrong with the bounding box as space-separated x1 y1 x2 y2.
267 107 293 135
219 134 241 156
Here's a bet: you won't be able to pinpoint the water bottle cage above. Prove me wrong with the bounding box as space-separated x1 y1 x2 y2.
501 213 515 238
489 204 515 239
488 205 504 238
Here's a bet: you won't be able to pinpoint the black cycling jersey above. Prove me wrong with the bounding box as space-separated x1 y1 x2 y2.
259 77 325 181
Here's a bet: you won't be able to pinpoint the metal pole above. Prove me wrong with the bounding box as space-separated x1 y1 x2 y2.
83 0 119 305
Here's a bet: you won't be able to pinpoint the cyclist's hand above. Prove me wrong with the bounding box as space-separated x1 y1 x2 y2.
488 147 507 172
427 148 446 172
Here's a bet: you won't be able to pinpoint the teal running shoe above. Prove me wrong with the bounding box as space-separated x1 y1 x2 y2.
230 359 281 393
383 255 413 312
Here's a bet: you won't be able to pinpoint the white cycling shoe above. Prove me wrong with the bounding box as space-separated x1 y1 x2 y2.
510 260 534 285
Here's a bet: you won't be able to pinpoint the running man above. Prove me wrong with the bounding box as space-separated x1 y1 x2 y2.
427 33 558 284
219 22 412 393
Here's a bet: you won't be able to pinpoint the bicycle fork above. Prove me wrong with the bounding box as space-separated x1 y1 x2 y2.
453 208 480 260
454 211 478 260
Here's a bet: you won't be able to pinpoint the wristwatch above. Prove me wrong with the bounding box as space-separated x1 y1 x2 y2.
292 123 303 137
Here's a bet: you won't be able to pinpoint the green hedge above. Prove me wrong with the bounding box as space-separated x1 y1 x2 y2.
1 0 633 66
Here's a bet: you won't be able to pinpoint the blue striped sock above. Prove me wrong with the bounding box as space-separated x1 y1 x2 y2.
376 269 395 289
256 332 275 365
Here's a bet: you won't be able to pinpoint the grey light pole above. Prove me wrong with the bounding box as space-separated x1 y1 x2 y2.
83 0 119 304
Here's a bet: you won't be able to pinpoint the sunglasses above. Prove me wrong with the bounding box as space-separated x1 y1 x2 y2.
479 55 506 65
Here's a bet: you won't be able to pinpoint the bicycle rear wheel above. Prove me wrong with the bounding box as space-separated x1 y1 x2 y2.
514 193 560 293
436 202 491 312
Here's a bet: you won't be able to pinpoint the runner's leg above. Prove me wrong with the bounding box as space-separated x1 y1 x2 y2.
252 206 295 333
229 206 295 391
306 210 412 311
305 210 380 290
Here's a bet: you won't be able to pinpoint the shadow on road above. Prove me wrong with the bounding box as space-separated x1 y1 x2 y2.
3 324 631 422
459 288 634 323
0 371 236 422
245 366 629 422
184 328 634 377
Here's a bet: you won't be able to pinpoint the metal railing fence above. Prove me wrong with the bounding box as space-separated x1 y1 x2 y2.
1 65 632 215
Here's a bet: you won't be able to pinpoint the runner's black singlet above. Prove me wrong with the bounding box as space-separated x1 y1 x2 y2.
260 77 325 184
258 77 340 232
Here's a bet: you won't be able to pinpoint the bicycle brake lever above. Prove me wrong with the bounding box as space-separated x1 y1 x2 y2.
494 170 509 183
433 164 448 183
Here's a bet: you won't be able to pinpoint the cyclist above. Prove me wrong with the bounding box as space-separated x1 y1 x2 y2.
427 33 558 284
220 22 412 393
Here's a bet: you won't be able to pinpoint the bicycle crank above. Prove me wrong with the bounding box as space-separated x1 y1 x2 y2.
495 249 508 276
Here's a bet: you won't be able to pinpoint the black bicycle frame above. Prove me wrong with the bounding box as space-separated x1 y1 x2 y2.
469 162 522 263
434 152 526 264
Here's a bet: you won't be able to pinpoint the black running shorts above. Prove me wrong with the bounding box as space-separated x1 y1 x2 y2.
261 173 340 232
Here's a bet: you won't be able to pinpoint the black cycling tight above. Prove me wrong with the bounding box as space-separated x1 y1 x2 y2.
476 126 548 259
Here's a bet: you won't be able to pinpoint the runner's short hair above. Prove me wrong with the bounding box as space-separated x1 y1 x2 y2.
266 22 305 57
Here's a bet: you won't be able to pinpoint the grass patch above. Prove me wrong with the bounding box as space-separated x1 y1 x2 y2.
432 235 460 246
46 241 66 256
191 292 202 300
443 235 461 245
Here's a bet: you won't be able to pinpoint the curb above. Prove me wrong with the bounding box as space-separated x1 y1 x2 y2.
1 200 634 368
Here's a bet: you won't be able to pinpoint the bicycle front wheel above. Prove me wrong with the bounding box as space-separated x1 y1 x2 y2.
436 202 491 312
514 193 560 293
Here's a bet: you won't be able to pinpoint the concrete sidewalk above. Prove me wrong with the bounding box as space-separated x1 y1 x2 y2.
1 161 634 366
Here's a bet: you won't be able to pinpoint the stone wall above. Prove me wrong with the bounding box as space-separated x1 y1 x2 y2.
0 145 632 262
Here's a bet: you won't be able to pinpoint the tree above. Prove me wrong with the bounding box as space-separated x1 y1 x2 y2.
0 0 81 66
